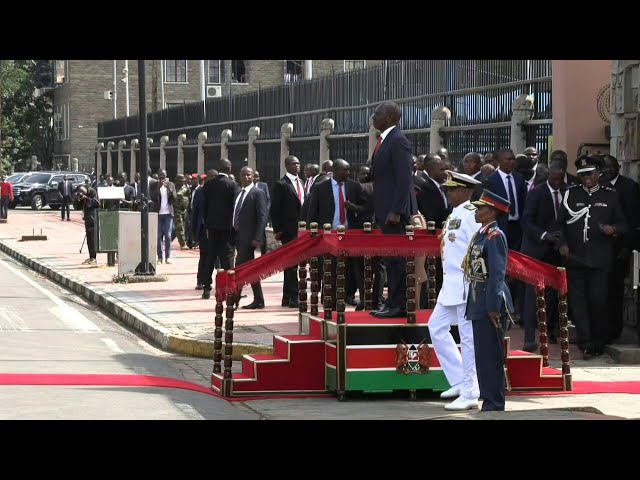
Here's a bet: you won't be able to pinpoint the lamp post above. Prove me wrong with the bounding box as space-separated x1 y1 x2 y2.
135 60 152 275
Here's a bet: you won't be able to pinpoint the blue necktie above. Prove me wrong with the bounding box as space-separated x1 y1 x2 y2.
506 175 516 216
233 190 246 230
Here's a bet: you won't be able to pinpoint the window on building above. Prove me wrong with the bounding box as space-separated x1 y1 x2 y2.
231 60 247 83
344 60 366 72
284 60 304 85
54 60 68 84
165 60 187 83
208 60 222 84
54 103 70 141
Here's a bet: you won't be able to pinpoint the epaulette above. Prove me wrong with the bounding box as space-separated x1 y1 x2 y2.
567 184 579 189
487 228 501 240
464 204 476 211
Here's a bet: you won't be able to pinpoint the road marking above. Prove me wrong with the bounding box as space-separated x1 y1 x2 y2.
101 338 124 353
175 403 205 420
0 307 32 331
137 340 171 356
0 259 102 333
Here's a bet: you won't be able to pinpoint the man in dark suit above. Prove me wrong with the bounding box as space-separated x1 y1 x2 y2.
57 174 74 221
201 159 240 299
231 167 268 309
419 155 450 227
524 146 549 188
253 170 271 255
191 171 215 291
271 155 304 308
549 150 579 187
520 165 565 351
601 154 640 343
483 148 527 250
369 101 414 318
117 172 135 210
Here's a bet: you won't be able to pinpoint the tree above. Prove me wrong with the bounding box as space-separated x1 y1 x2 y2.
0 60 53 174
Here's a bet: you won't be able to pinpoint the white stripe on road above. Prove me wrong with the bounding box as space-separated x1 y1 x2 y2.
0 307 32 331
0 259 101 333
101 337 124 353
175 403 205 420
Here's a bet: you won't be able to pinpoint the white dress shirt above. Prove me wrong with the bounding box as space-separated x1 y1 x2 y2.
497 168 520 221
285 172 304 204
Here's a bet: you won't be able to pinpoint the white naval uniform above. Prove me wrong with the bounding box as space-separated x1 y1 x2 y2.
427 199 480 401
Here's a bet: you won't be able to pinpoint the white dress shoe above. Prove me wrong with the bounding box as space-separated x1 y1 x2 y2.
444 396 479 411
440 384 461 399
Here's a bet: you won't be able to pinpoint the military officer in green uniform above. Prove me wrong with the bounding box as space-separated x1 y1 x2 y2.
174 174 190 250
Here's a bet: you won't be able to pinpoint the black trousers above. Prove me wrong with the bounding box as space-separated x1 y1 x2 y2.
381 220 407 309
523 285 559 345
281 233 298 302
0 197 8 219
607 254 628 343
86 226 96 259
260 229 268 255
196 227 209 286
472 315 506 412
235 242 264 302
203 228 232 290
354 256 383 308
61 196 71 220
567 267 609 350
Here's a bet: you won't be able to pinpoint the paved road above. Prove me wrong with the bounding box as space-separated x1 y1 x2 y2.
0 250 259 420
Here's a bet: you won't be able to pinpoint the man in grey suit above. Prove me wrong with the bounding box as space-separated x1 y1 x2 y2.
234 167 268 309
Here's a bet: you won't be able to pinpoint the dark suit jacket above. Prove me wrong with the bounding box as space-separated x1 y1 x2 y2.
532 163 550 187
520 182 563 262
565 172 579 188
255 181 271 214
415 175 449 228
190 186 206 237
271 175 303 238
370 127 413 224
149 180 176 216
307 178 365 229
233 187 268 247
57 179 74 198
610 174 640 249
484 169 527 232
203 174 239 231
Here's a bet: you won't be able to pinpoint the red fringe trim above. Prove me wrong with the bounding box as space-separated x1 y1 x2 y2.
215 229 568 297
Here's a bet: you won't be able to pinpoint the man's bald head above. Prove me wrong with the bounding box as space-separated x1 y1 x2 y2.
218 158 232 173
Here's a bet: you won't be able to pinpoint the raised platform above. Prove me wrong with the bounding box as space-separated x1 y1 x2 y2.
212 310 567 398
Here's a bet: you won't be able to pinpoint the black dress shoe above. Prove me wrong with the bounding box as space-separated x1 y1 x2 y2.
583 349 593 360
195 283 203 290
241 301 265 310
281 298 290 307
369 305 389 316
201 289 211 300
374 307 407 318
288 300 299 308
522 342 538 353
355 302 364 311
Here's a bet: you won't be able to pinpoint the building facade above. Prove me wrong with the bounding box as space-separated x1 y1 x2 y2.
52 60 382 172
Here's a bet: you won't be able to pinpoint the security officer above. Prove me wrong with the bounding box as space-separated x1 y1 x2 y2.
428 171 482 411
463 189 514 412
174 174 190 250
556 155 627 359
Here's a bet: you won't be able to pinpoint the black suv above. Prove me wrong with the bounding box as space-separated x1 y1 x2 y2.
12 172 91 210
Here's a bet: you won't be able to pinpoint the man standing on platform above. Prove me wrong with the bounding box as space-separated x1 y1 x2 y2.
369 101 414 318
428 171 481 411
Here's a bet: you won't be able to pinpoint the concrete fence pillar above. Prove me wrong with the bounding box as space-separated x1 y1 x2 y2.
146 138 153 173
248 126 260 171
96 142 104 178
280 123 293 177
159 135 169 172
30 156 38 171
105 141 114 176
72 158 78 172
430 106 451 154
221 129 232 161
130 139 138 181
368 114 378 165
177 134 187 176
198 132 208 175
116 140 125 175
320 118 335 162
510 94 534 154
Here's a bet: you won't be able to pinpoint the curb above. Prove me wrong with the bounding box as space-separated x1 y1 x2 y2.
0 240 273 360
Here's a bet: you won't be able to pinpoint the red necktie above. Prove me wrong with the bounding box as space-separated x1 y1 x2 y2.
338 182 345 225
304 178 310 194
373 136 382 156
295 178 303 205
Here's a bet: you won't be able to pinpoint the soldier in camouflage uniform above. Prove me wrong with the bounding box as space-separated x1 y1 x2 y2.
174 174 190 249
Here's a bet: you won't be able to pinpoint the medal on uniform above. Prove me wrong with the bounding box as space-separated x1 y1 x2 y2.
448 218 462 230
448 232 456 242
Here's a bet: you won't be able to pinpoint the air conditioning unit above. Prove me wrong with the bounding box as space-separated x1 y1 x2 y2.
206 85 222 98
56 74 65 84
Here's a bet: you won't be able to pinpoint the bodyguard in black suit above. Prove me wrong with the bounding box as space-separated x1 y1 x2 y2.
369 101 414 318
520 166 566 351
57 174 74 221
523 146 549 188
190 174 211 291
270 155 304 308
253 171 271 255
549 150 579 188
232 167 268 309
201 159 240 298
483 148 527 250
601 154 640 342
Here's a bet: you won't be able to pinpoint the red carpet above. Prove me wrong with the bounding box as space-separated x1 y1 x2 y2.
0 373 333 402
508 381 640 396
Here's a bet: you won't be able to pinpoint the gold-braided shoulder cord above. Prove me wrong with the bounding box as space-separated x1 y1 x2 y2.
461 230 479 283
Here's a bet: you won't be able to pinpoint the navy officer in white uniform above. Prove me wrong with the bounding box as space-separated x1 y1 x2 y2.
427 171 482 411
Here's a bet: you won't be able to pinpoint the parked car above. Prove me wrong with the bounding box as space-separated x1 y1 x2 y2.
12 172 91 210
5 172 32 208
